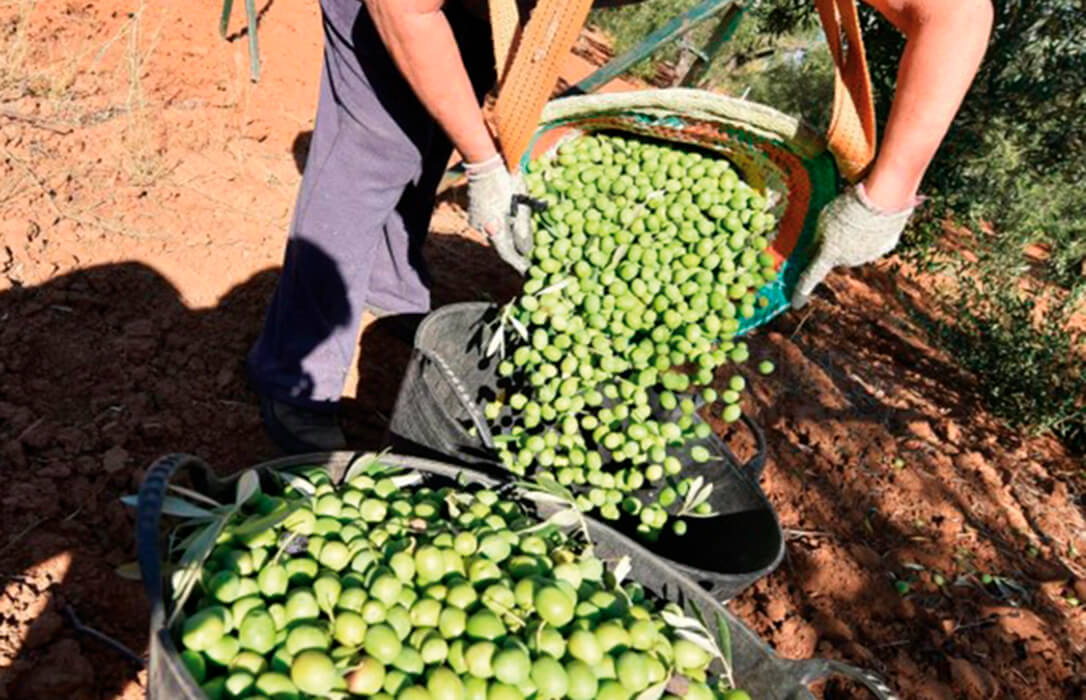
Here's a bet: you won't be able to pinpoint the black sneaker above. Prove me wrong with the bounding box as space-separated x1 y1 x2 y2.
258 395 347 454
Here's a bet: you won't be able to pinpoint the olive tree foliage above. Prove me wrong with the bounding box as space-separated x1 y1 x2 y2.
589 0 1084 450
763 0 1085 288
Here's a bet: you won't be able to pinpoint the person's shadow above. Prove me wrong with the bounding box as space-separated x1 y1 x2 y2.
0 223 510 696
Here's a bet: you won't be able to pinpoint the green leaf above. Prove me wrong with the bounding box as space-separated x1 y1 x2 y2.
486 323 505 358
122 493 214 520
636 680 669 700
509 315 529 341
682 476 705 512
715 612 733 676
114 561 142 580
390 473 423 488
675 629 719 659
533 473 575 502
516 490 571 506
536 278 573 297
516 508 580 534
232 501 301 538
343 452 381 483
546 508 582 528
613 555 632 585
160 497 216 519
168 517 228 627
235 470 260 507
167 484 223 507
661 610 707 631
279 471 316 497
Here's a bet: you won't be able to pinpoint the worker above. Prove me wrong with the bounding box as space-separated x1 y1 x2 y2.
247 0 994 453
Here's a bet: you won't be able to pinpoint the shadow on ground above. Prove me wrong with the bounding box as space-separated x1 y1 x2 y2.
1 214 1080 699
0 211 515 696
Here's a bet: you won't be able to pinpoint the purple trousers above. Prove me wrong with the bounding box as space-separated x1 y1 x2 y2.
248 0 495 410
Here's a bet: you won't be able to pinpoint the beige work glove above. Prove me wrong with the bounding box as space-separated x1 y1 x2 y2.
465 155 533 274
791 184 917 309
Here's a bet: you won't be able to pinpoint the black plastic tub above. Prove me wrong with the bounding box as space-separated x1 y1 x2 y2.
390 302 784 600
137 451 897 699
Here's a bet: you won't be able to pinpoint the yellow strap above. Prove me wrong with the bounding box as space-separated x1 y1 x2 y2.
814 0 877 182
488 0 595 169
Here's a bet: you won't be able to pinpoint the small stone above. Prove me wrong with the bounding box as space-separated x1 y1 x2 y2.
948 656 998 699
943 420 963 444
848 543 882 569
102 446 129 473
906 419 938 443
765 596 789 623
812 611 853 641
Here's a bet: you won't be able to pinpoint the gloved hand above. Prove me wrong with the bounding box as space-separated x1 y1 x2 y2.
465 154 533 274
791 183 917 309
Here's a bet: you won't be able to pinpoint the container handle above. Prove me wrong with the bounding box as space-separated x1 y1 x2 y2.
788 657 900 700
715 413 768 481
136 453 215 632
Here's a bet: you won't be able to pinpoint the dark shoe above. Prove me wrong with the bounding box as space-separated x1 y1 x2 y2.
259 395 347 454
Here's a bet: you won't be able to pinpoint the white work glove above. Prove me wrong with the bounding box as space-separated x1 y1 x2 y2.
791 183 917 309
465 154 533 274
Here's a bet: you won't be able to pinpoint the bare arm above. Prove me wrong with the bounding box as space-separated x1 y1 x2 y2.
860 0 993 210
364 0 497 164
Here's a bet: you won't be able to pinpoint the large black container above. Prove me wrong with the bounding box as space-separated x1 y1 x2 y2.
137 451 897 699
390 302 783 600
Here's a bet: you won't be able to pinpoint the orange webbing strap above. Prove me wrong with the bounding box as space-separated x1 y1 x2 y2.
814 0 877 182
488 0 596 170
489 0 521 85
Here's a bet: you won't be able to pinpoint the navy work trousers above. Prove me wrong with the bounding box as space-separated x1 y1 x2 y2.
248 0 495 410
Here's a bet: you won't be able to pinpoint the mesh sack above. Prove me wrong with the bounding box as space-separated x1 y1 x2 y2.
521 88 839 336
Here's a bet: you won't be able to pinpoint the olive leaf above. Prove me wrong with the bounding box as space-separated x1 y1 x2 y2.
715 612 734 685
677 476 716 518
119 494 215 520
344 449 396 483
676 628 719 658
167 515 229 627
231 500 300 538
235 469 260 506
508 314 529 342
535 277 573 297
613 555 632 586
636 679 669 700
662 604 736 690
343 452 380 483
390 473 424 488
167 484 223 508
515 507 580 534
485 321 505 358
278 471 316 497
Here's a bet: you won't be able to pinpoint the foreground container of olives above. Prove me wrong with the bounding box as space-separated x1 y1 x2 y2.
136 452 897 699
